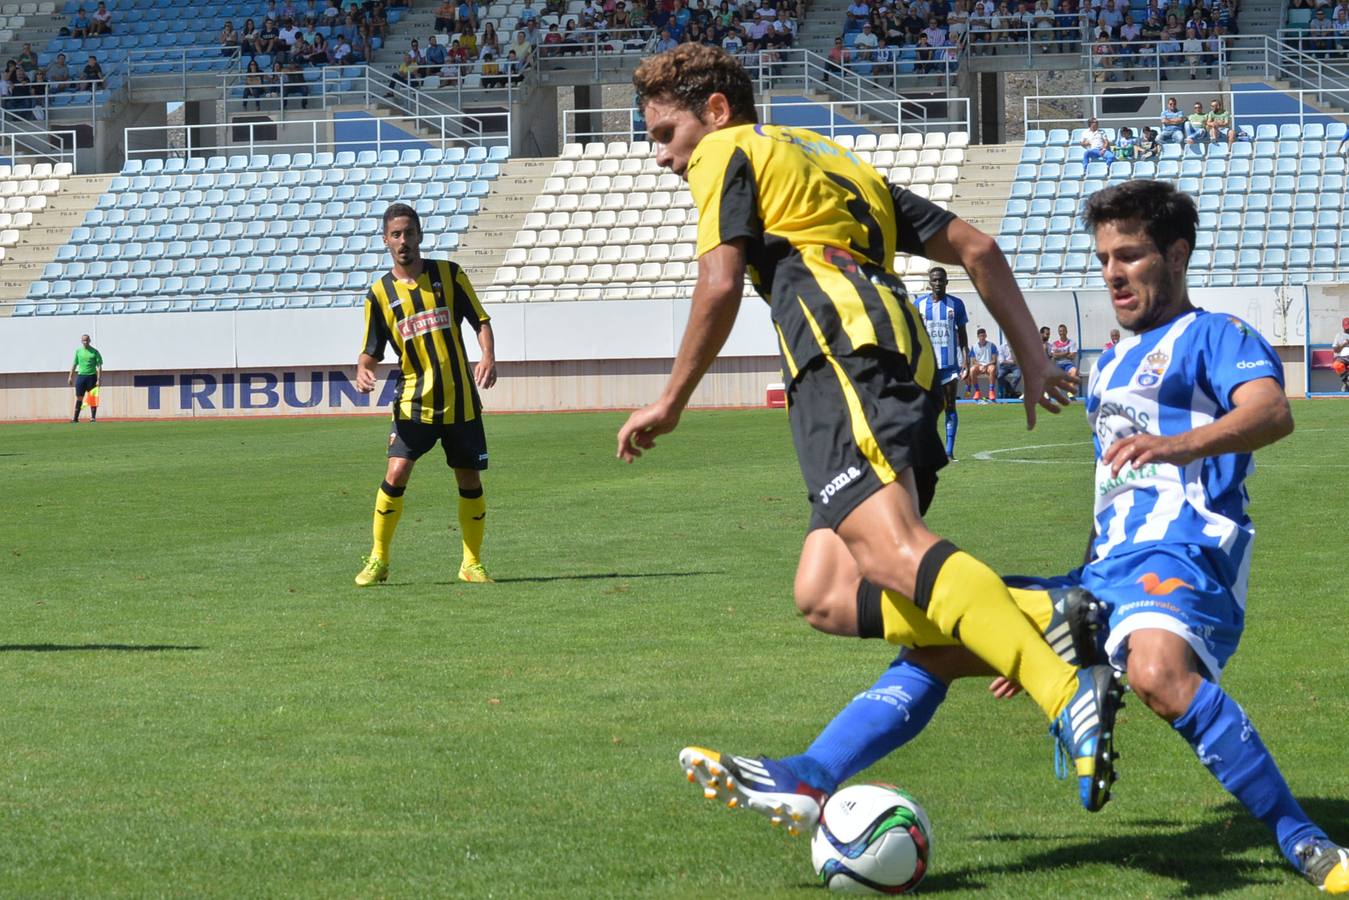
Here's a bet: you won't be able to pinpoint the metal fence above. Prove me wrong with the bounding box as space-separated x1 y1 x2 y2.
1 122 80 170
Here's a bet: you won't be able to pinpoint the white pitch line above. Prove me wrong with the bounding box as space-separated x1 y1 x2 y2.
971 441 1094 464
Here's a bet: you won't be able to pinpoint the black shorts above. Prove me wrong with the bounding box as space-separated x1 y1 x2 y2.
793 349 946 532
74 374 98 398
388 416 489 469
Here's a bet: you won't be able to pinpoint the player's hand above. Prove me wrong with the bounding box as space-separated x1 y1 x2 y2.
988 676 1022 700
1101 431 1192 477
1018 359 1076 429
616 401 680 463
474 358 497 389
354 366 377 393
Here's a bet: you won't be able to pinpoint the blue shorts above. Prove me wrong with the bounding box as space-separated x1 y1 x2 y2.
1007 545 1244 680
1055 359 1077 373
936 365 961 385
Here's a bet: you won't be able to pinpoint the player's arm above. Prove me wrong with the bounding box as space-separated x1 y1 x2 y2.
616 239 746 462
1334 334 1349 352
473 321 497 389
919 216 1073 426
1102 376 1293 476
68 357 76 385
356 353 381 393
356 291 387 393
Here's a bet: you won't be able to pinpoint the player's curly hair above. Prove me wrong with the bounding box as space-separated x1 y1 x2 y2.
382 202 421 234
1082 179 1196 260
633 43 757 124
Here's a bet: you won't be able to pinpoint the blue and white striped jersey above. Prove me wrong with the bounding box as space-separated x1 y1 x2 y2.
913 292 968 370
1084 309 1284 598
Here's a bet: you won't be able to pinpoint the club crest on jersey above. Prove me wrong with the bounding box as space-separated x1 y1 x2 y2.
1133 349 1170 388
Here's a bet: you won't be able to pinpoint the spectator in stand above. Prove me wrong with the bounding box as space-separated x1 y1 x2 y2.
284 61 309 106
873 34 898 80
509 29 532 62
1099 0 1123 34
1103 327 1121 351
351 24 373 61
323 0 342 22
301 0 321 27
71 7 92 38
258 18 282 59
1309 8 1335 54
481 50 505 87
1080 116 1115 165
370 2 390 41
1031 0 1055 49
90 1 113 34
1184 100 1208 143
847 0 872 27
278 17 303 58
81 55 104 91
1182 26 1204 76
722 25 744 52
969 0 992 51
996 337 1022 398
0 64 13 115
1115 125 1137 158
1157 14 1183 71
221 21 241 55
239 19 260 55
1136 125 1161 158
914 32 935 71
446 35 469 74
434 0 456 30
1040 323 1052 357
1160 95 1185 142
1331 316 1349 392
424 34 447 78
1205 97 1236 145
243 58 266 108
390 51 418 90
825 35 851 80
947 0 970 46
17 44 38 76
966 327 999 402
480 22 501 56
1092 27 1118 81
45 54 72 93
854 21 879 57
1050 323 1079 392
1118 13 1141 72
1333 5 1349 48
655 27 678 50
456 20 478 55
332 33 353 63
503 48 524 84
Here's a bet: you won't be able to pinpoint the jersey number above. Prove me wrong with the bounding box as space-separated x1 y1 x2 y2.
826 172 885 266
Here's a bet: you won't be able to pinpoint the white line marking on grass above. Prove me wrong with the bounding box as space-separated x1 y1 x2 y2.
972 441 1094 464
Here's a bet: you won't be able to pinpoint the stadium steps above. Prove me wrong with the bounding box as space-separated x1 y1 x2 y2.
457 156 554 284
947 143 1017 235
0 10 64 64
798 0 857 54
0 173 110 310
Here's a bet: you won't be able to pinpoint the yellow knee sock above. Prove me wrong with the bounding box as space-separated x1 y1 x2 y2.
458 487 486 567
371 482 405 562
914 542 1078 720
1008 586 1054 633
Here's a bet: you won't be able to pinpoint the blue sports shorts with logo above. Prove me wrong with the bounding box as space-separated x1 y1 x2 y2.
791 348 948 532
936 365 961 386
1006 544 1243 680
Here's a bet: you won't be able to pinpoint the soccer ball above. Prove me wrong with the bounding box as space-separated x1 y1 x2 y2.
810 783 932 894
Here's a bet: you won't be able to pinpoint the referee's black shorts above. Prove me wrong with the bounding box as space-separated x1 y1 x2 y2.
793 348 946 533
387 416 489 470
74 374 98 398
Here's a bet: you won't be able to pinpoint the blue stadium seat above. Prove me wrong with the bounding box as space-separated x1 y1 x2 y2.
1041 146 1067 165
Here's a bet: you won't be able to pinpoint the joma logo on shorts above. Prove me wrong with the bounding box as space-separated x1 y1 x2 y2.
819 466 863 505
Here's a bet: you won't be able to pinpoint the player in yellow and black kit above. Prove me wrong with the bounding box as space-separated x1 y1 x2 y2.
618 43 1125 828
354 202 497 587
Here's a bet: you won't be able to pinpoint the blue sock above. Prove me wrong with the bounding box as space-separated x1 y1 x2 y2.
781 656 948 794
1172 679 1325 867
945 409 958 457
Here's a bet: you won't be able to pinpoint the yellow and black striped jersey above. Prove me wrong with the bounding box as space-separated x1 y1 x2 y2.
686 123 954 388
361 257 491 424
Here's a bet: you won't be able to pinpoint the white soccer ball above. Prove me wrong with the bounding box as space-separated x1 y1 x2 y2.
811 783 932 895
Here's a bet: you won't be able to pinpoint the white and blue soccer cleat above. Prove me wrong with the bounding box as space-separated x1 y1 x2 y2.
679 747 828 836
1050 664 1125 812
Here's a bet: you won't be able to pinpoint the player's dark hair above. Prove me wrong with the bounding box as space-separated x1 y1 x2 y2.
1082 179 1196 261
382 202 421 234
633 43 757 124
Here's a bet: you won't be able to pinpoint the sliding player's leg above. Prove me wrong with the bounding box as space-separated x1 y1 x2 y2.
1099 550 1348 892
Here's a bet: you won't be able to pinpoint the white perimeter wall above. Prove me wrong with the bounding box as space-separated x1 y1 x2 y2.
0 287 1320 420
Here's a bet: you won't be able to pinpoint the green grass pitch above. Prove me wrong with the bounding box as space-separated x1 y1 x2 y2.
1 401 1345 897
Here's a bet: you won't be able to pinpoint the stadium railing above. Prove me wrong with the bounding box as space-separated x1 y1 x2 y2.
125 44 244 97
1084 38 1228 86
0 117 79 172
1223 33 1349 108
123 113 509 166
960 21 1086 60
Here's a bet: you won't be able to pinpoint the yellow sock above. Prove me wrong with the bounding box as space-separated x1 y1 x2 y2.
371 482 404 562
916 545 1078 720
1008 586 1054 633
458 488 486 567
877 586 1055 648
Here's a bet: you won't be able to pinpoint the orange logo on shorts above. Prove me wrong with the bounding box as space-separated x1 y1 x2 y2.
1137 573 1193 596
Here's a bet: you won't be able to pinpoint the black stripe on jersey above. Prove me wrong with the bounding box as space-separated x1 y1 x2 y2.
435 261 471 424
826 249 901 353
718 147 764 247
391 273 427 423
361 287 387 358
413 270 447 425
775 249 852 355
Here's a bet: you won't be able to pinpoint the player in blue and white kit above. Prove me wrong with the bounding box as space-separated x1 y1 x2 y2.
679 180 1349 894
912 267 968 458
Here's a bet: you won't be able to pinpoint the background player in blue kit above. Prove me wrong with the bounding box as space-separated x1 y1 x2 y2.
913 267 968 459
694 180 1349 895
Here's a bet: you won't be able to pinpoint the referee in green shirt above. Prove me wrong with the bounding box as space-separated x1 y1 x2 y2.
68 333 103 423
